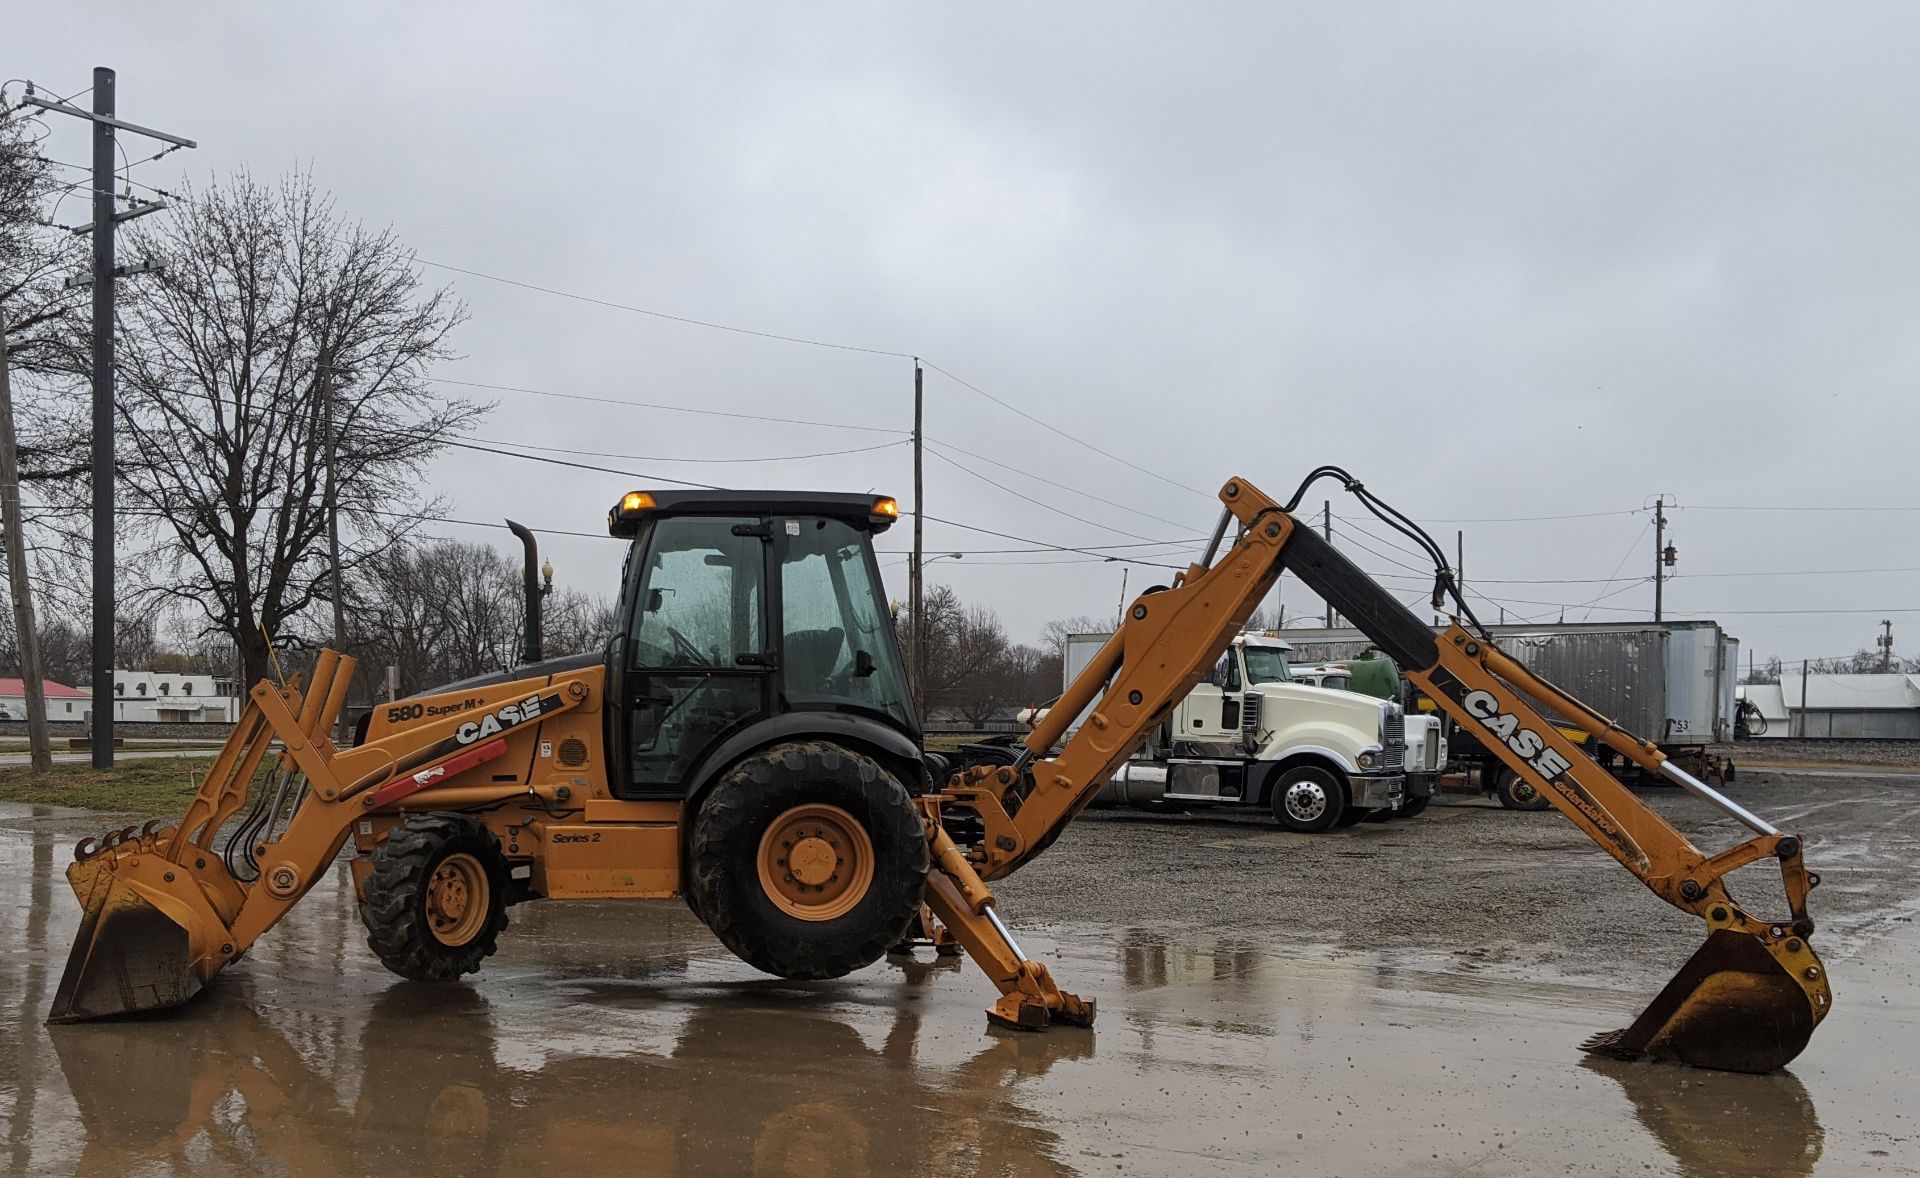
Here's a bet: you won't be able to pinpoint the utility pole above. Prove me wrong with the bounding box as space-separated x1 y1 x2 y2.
1323 501 1338 628
1653 496 1669 623
909 360 924 721
1798 657 1811 738
1879 619 1894 673
0 328 52 772
89 69 117 769
22 69 195 768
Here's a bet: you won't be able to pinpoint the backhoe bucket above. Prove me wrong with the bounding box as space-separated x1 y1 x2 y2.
1582 929 1830 1074
48 846 206 1022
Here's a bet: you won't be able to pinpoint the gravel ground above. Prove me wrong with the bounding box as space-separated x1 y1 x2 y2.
996 769 1920 988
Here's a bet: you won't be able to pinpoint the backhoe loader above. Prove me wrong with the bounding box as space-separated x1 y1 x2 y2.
51 474 1831 1073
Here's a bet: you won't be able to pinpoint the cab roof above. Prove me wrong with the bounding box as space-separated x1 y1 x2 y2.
608 489 899 537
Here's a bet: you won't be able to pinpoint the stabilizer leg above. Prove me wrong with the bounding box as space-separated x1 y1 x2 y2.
920 806 1095 1032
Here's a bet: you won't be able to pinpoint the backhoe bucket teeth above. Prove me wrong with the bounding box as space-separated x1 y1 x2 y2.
48 855 203 1023
1582 929 1828 1074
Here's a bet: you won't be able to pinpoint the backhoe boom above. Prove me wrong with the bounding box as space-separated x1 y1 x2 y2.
922 476 1829 1071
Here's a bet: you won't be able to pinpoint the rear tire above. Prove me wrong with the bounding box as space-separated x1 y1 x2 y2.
687 741 926 980
1271 765 1348 833
1492 766 1552 811
361 813 510 982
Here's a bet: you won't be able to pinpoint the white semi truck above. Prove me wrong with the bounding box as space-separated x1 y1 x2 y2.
1066 631 1410 832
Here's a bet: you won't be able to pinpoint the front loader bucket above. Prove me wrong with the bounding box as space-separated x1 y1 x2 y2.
1582 929 1829 1074
48 851 205 1023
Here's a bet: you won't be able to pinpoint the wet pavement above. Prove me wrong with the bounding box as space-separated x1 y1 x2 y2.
2 777 1916 1177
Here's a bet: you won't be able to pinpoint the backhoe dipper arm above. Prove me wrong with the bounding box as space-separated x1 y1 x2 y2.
926 475 1830 1072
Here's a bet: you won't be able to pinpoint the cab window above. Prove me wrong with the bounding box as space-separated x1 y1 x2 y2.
780 517 913 730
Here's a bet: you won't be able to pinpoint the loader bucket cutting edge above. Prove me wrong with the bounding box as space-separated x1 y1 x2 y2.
47 859 204 1024
1581 929 1827 1075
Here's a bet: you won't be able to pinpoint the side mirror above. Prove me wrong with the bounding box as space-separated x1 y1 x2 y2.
647 588 664 613
854 649 877 678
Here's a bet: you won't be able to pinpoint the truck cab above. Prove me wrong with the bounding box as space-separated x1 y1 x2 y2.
1092 632 1406 832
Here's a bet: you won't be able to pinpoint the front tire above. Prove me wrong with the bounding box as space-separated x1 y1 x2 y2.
361 813 510 982
1394 795 1432 819
687 741 927 980
1492 766 1552 811
1271 765 1348 833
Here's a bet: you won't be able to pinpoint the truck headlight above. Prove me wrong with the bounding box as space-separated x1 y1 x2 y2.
1357 751 1378 769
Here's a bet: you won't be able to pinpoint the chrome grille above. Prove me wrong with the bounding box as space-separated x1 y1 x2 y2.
1383 708 1406 771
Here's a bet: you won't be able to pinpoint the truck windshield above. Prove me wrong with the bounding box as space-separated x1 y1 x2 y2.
1241 646 1292 684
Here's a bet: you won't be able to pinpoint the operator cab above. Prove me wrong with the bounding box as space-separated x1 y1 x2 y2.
606 490 917 800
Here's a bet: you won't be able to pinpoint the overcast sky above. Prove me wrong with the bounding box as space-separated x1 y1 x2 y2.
17 3 1920 668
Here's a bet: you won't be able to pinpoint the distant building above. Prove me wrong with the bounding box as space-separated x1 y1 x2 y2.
0 678 91 721
1738 674 1920 739
109 671 242 723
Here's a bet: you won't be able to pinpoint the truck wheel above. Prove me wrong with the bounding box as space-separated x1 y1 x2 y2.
1359 807 1393 824
1492 767 1553 812
1271 765 1348 833
687 741 927 980
361 813 510 982
1394 796 1431 819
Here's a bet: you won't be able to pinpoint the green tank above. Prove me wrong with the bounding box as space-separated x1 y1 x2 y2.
1342 650 1400 701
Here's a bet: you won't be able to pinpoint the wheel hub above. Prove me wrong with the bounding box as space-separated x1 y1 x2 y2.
757 804 875 922
790 837 837 886
1286 781 1327 822
426 853 489 946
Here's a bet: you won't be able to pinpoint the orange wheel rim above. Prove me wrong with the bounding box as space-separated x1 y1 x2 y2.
426 852 489 946
757 804 874 922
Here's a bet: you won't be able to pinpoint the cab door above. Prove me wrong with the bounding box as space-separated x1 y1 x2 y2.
613 514 772 798
1174 654 1242 744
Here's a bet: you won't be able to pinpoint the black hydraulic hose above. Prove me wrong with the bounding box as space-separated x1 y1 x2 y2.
1278 466 1490 638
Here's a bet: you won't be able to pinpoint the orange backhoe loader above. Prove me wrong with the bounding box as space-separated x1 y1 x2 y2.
51 474 1830 1073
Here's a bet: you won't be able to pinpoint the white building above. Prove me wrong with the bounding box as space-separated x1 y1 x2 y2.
109 671 242 723
1738 674 1920 739
0 678 91 721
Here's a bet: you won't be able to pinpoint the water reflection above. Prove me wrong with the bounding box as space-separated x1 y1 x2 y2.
1581 1056 1823 1178
50 974 1090 1177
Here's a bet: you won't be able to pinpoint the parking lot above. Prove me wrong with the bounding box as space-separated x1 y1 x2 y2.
2 769 1915 1176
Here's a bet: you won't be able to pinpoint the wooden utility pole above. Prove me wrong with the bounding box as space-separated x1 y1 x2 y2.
1798 658 1811 738
0 327 53 772
1653 496 1667 622
909 360 924 721
1323 501 1338 628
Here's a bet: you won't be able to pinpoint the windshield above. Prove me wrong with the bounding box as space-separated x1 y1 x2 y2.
1241 645 1292 685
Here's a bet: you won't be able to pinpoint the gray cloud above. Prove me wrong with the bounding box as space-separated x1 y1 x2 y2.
18 1 1920 664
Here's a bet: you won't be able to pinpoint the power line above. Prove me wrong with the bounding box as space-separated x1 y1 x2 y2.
1579 518 1653 622
917 360 1213 500
924 435 1199 533
473 436 907 465
915 512 1188 569
425 376 906 435
414 259 916 359
924 446 1174 544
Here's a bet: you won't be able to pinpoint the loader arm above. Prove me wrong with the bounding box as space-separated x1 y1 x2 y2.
922 475 1830 1071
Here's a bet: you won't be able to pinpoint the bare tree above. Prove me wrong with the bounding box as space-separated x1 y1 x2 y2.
112 173 476 685
1039 614 1109 659
544 586 618 657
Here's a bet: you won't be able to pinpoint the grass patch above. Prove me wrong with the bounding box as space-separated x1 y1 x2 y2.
0 756 215 815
